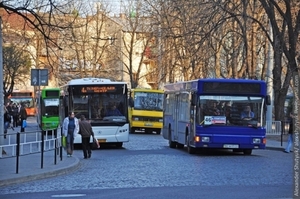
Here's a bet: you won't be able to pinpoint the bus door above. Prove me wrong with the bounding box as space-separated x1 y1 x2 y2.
190 93 197 137
174 93 181 141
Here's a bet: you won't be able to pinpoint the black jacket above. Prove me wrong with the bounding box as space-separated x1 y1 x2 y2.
288 116 294 134
20 107 27 120
4 112 11 123
79 120 94 138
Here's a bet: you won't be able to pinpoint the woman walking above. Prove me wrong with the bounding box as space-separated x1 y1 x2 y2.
63 112 79 157
284 113 295 153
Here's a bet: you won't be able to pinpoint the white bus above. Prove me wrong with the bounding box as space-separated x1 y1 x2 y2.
61 78 129 148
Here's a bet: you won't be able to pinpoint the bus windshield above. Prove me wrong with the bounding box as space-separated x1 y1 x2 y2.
198 96 265 126
9 97 34 108
43 99 59 116
72 93 127 121
133 92 163 111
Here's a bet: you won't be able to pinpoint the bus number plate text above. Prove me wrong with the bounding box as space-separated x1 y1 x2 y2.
97 139 106 143
223 144 239 149
144 123 153 126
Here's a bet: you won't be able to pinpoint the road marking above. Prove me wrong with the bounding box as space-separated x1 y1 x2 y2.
51 194 86 197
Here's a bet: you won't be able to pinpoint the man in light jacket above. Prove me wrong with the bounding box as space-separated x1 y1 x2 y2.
63 111 79 157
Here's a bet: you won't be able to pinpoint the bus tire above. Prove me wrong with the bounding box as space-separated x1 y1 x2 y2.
177 143 184 149
187 135 196 154
116 142 123 148
130 127 136 134
145 129 152 134
155 129 161 135
168 127 176 148
243 149 252 155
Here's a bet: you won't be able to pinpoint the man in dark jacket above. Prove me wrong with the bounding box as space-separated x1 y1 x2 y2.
19 103 27 132
79 115 95 159
4 106 11 138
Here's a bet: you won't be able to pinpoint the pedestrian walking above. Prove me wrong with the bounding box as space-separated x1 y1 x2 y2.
62 111 79 157
284 113 295 153
12 103 19 127
79 115 94 159
3 106 11 139
19 103 27 133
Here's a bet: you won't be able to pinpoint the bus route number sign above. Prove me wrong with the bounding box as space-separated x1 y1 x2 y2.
204 116 226 125
80 86 116 93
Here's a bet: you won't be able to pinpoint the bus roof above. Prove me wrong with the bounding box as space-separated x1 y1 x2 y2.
164 78 267 96
132 88 164 93
66 78 127 86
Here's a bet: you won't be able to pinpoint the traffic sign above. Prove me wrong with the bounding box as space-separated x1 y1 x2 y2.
31 69 48 86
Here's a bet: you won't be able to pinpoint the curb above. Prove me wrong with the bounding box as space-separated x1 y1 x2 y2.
266 146 285 152
0 157 81 187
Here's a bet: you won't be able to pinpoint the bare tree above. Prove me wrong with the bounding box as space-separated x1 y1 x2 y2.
116 0 158 89
3 45 31 102
57 2 122 85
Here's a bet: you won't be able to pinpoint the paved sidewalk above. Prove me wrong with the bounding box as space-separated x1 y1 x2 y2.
0 150 80 187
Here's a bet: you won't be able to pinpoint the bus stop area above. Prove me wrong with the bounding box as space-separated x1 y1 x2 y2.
0 121 289 187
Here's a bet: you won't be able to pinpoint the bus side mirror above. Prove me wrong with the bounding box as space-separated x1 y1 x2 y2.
266 95 271 105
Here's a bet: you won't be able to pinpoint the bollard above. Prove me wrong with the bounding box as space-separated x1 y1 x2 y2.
41 130 44 169
54 129 57 165
16 132 20 174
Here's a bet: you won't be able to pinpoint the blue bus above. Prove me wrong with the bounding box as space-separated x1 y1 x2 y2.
162 79 271 155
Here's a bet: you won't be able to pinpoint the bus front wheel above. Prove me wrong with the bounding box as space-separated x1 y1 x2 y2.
155 129 161 135
243 149 252 155
116 142 123 148
186 135 196 154
130 127 136 134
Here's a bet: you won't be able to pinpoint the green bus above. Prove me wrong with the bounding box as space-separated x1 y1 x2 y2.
37 88 61 131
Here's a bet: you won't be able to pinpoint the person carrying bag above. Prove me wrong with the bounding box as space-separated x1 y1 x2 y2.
79 115 96 159
19 103 27 132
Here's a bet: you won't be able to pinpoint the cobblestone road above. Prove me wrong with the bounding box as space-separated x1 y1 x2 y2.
1 133 293 197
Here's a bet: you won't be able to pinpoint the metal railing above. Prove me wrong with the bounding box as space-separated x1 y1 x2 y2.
0 128 63 174
266 120 290 135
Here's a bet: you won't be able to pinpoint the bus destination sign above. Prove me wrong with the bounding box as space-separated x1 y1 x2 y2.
80 86 116 93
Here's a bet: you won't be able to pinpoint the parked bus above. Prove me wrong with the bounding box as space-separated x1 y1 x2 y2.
128 88 163 134
8 90 36 116
36 88 61 131
61 78 129 147
163 78 270 155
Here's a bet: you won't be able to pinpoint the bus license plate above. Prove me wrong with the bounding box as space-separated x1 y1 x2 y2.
223 144 239 148
97 139 106 143
144 123 153 126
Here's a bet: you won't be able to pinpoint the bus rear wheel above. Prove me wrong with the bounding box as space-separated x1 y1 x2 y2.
243 149 252 155
168 128 176 148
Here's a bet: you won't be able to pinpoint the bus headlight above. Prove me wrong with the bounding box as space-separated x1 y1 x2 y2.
119 129 128 133
201 137 210 142
252 138 261 144
133 117 139 121
159 119 163 122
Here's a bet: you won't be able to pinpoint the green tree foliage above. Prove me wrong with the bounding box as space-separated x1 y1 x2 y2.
3 45 32 102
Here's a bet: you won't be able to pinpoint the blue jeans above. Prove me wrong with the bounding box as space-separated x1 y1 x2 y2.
285 134 293 152
66 133 74 155
4 122 9 131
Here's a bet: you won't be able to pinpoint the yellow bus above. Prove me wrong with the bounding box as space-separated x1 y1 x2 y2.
128 88 164 134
